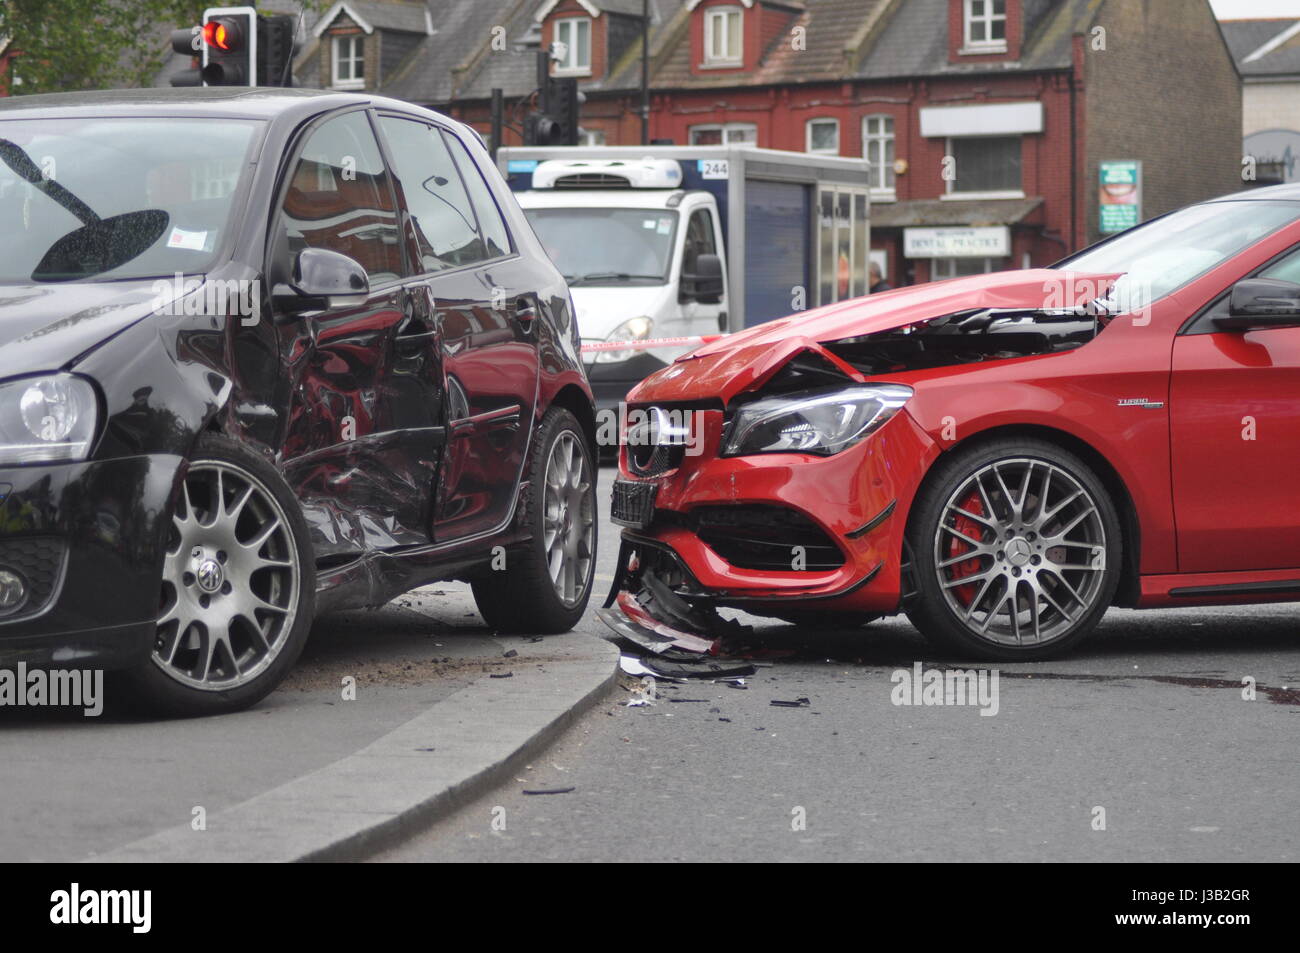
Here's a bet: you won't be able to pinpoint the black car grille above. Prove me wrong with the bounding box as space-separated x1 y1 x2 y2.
0 536 68 619
691 506 844 571
627 442 684 478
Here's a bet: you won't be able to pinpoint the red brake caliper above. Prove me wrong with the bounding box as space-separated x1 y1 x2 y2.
948 489 986 606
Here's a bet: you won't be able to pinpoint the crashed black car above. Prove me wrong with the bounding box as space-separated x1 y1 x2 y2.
0 89 597 715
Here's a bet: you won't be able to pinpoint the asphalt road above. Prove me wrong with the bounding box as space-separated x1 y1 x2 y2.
2 464 1298 862
377 466 1300 863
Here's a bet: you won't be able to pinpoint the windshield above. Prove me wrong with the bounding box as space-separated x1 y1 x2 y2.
524 207 677 286
1060 200 1300 309
0 117 262 283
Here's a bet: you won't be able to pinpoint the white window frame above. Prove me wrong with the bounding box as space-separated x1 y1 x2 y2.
703 5 743 67
862 114 896 198
689 122 757 145
805 118 840 156
962 0 1007 53
932 256 1001 280
331 34 365 89
941 135 1025 200
553 16 592 76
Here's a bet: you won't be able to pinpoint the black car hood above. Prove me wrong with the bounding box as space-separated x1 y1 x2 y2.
0 279 174 378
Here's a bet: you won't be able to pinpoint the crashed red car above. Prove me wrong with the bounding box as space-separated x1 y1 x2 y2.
606 188 1300 660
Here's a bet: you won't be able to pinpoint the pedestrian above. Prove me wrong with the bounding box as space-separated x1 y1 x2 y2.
870 262 892 294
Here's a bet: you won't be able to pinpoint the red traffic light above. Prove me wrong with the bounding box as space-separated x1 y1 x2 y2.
202 17 243 52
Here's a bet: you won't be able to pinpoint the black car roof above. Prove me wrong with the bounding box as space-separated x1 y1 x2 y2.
0 87 447 126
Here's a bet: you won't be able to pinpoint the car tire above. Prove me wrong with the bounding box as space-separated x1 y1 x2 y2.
472 407 597 633
117 432 315 716
904 437 1121 661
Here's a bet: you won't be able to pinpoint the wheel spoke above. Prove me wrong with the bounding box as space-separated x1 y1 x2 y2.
152 460 300 692
935 456 1109 648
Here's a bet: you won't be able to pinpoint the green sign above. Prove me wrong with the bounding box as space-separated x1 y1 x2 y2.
1099 160 1142 234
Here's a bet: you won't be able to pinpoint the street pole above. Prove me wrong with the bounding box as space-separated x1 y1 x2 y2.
490 88 503 160
640 0 649 145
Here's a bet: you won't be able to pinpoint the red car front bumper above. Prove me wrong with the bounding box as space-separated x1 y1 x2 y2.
611 406 940 615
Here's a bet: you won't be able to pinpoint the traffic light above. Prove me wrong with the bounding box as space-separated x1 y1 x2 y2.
170 8 298 88
549 78 581 146
201 7 256 86
258 15 298 88
524 77 582 146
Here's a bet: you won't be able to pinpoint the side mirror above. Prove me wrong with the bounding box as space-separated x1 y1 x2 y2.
1215 277 1300 331
273 248 370 313
681 253 724 304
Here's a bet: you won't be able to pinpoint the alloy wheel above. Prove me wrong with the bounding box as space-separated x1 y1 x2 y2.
933 457 1108 647
153 461 301 690
542 430 595 607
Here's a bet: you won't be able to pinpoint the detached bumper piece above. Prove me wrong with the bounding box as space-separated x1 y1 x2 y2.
598 534 760 682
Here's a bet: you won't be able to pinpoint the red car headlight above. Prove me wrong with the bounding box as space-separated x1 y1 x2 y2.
722 383 912 457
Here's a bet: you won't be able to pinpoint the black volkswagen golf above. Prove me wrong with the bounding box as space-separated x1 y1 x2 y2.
0 88 598 715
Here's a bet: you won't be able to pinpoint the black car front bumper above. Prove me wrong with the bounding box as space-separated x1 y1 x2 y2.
0 453 181 670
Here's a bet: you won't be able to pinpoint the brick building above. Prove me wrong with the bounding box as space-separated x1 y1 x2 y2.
148 0 1246 287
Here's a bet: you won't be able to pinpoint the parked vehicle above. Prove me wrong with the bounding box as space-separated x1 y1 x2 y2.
607 187 1300 660
0 88 596 714
499 145 872 415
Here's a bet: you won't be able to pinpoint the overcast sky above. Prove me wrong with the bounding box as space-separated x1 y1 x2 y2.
1211 0 1300 18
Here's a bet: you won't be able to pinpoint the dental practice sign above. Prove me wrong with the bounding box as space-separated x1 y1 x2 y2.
1099 159 1142 234
903 226 1009 258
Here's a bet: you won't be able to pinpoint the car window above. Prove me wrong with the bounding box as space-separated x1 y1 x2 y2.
280 111 403 285
378 116 488 273
442 130 512 259
1259 246 1300 285
0 117 260 282
1061 200 1300 310
682 208 717 272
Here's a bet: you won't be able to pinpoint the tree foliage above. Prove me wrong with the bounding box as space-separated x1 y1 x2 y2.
0 0 208 95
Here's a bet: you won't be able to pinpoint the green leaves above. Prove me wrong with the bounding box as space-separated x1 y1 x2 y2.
0 0 207 95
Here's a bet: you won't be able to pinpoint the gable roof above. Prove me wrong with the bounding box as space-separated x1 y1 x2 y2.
312 0 434 37
1221 17 1300 77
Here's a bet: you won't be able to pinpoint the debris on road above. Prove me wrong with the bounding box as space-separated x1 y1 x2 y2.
522 787 575 796
770 697 812 708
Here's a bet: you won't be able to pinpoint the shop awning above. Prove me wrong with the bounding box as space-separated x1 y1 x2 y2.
870 197 1045 229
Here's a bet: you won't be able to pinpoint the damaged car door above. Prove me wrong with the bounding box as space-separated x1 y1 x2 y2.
376 114 539 542
271 108 445 558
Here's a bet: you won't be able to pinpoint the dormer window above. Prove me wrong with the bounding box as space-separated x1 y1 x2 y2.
963 0 1007 52
553 16 592 75
331 34 365 89
704 5 743 67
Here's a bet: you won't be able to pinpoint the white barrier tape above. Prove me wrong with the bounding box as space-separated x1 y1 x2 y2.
580 334 724 354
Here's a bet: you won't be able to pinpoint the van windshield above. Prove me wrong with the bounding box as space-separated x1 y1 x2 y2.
524 207 677 286
0 117 262 283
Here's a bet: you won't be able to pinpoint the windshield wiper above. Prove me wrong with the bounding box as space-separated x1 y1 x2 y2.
0 138 99 225
566 272 663 285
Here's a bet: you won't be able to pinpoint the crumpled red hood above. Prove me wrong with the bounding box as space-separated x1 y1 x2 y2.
629 269 1118 405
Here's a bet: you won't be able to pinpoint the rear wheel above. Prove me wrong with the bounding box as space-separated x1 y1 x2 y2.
119 433 315 716
472 407 596 633
905 438 1120 660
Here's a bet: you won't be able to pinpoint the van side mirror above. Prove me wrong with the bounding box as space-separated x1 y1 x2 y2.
1215 278 1300 331
681 253 724 305
273 248 370 313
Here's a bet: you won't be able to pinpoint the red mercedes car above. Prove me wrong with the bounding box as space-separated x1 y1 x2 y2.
607 186 1300 660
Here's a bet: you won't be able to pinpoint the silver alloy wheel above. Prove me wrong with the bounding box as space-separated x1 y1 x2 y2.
542 430 595 608
153 461 300 690
933 457 1107 646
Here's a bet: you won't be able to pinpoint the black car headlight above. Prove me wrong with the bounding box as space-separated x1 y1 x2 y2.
0 374 98 465
722 384 912 457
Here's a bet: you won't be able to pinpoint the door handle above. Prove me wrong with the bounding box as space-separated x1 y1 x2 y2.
514 297 538 332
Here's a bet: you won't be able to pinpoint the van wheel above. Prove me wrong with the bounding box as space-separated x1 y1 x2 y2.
472 407 596 633
118 433 315 716
905 438 1120 661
